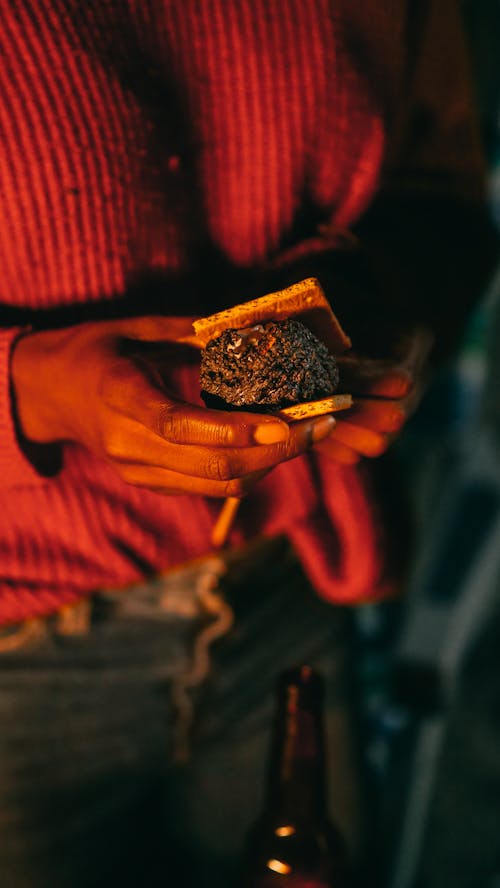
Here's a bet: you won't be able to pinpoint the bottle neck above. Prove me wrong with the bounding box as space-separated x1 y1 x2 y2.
265 667 327 822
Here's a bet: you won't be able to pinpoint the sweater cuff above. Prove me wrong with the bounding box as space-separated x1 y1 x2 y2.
0 328 59 487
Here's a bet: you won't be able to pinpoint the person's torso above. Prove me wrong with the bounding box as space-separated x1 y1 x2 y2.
0 0 403 311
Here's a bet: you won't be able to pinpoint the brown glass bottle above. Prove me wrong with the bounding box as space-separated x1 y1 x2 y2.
242 665 349 887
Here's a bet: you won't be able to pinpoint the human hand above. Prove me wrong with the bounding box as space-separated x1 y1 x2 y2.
11 316 335 497
313 327 434 464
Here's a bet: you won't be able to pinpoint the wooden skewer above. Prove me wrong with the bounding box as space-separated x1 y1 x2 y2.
169 497 239 755
210 496 241 550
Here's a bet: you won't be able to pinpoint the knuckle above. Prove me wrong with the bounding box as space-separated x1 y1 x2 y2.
204 452 238 481
156 403 180 440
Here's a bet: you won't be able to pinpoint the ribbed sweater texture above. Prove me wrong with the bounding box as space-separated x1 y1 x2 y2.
0 0 465 623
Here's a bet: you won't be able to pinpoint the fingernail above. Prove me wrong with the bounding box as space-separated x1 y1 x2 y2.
253 421 290 445
311 415 336 442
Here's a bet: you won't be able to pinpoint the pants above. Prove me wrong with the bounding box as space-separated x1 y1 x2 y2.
0 537 365 888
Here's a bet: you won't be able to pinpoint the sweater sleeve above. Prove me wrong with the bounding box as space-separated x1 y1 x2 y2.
0 328 59 487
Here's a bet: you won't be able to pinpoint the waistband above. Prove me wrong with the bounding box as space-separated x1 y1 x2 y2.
0 535 289 650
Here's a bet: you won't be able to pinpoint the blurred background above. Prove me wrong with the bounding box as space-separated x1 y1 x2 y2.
353 3 500 886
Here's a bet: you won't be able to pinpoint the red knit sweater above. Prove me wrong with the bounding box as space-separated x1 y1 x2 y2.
0 0 486 624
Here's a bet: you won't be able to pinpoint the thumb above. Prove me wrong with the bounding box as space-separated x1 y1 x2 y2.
105 315 201 348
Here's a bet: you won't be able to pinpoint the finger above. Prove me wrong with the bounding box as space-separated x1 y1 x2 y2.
106 414 335 480
342 398 407 433
337 356 413 399
313 436 361 464
331 420 389 457
116 463 269 498
154 401 295 448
